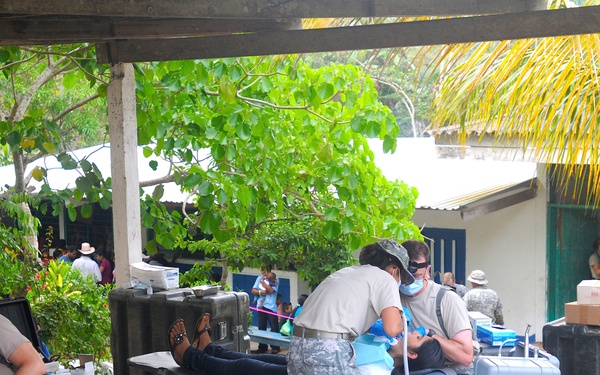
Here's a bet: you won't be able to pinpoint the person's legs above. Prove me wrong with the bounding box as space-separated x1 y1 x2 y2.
171 319 288 375
266 309 281 352
184 347 288 375
191 316 287 366
256 310 269 352
204 343 287 365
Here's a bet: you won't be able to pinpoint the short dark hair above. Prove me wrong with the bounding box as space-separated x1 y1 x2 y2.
409 339 445 370
402 240 431 262
392 339 445 373
297 294 308 306
593 237 600 251
359 242 402 270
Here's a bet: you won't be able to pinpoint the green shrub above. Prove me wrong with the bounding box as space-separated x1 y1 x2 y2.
26 260 113 365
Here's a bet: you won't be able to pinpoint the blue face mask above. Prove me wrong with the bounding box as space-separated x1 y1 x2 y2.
399 279 424 296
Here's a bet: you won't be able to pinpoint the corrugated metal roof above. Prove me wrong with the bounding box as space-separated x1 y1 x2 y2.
419 179 536 211
0 144 198 204
368 138 538 217
2 138 538 218
425 122 527 138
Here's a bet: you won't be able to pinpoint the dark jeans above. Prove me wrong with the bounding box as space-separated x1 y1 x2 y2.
257 307 280 351
183 343 287 375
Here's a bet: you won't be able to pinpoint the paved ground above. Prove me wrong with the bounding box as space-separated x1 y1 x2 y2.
249 340 289 356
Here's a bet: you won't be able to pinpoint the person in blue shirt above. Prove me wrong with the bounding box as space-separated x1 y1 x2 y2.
251 267 280 354
57 245 78 263
291 294 308 321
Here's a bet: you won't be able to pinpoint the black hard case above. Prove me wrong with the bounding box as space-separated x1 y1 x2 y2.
0 297 48 360
543 321 600 375
109 288 251 375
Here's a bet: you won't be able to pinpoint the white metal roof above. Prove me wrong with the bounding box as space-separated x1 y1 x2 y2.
0 144 193 204
1 138 537 215
368 138 538 211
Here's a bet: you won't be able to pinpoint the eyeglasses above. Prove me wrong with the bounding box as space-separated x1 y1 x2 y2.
408 261 429 274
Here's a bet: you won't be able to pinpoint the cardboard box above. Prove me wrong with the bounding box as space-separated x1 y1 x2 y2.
477 325 517 347
577 280 600 305
131 262 179 290
565 301 600 325
469 311 492 327
468 311 492 340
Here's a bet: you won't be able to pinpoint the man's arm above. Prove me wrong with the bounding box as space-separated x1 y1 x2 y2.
251 275 262 296
260 278 275 294
495 306 504 326
9 342 46 375
592 263 600 277
432 329 473 366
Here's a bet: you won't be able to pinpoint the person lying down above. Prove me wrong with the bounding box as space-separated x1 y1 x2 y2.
168 315 444 375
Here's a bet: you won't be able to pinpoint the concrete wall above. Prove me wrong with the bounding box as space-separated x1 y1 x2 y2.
412 178 548 339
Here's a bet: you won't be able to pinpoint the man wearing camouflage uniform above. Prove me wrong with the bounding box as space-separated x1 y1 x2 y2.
463 270 504 325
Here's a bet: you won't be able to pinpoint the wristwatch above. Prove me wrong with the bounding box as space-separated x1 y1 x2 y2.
427 329 436 337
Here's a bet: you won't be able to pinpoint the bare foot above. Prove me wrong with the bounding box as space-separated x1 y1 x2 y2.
169 319 191 367
192 313 212 351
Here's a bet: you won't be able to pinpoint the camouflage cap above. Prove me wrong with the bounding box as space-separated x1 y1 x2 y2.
377 239 415 285
467 269 488 285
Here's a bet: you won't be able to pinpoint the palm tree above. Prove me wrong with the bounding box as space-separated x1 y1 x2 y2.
313 0 600 203
412 0 600 205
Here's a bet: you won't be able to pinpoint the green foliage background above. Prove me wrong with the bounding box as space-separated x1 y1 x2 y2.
1 46 421 296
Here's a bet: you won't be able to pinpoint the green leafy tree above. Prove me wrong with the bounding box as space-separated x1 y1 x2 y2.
1 46 421 286
135 57 421 283
304 49 438 137
0 44 108 255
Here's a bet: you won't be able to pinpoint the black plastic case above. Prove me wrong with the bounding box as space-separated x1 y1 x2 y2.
543 321 600 375
109 288 251 375
0 297 47 360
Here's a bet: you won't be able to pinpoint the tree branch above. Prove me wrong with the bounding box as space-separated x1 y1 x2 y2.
139 174 178 187
10 54 71 122
53 93 101 123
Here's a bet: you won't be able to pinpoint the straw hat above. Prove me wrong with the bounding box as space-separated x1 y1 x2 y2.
79 242 95 255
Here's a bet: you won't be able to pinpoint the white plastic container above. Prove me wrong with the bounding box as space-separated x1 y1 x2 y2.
473 356 560 374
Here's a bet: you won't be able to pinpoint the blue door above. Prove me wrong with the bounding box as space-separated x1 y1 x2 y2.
421 227 467 285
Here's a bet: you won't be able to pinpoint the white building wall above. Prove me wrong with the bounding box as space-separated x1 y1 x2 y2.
412 181 548 340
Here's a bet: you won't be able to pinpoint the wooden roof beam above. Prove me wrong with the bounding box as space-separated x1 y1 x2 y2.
0 17 301 46
97 6 600 64
0 0 547 18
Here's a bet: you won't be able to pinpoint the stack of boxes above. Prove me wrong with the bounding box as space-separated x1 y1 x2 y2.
565 280 600 325
468 311 517 347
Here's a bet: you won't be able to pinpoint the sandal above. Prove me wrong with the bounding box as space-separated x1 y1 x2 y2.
168 319 188 367
192 313 212 349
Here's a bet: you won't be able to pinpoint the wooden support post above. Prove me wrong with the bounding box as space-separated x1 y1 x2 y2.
108 63 142 286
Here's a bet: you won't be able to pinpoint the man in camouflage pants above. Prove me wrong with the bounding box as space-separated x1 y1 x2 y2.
463 270 504 325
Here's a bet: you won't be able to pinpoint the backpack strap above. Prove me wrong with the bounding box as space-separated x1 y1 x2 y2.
0 355 16 373
436 286 450 338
